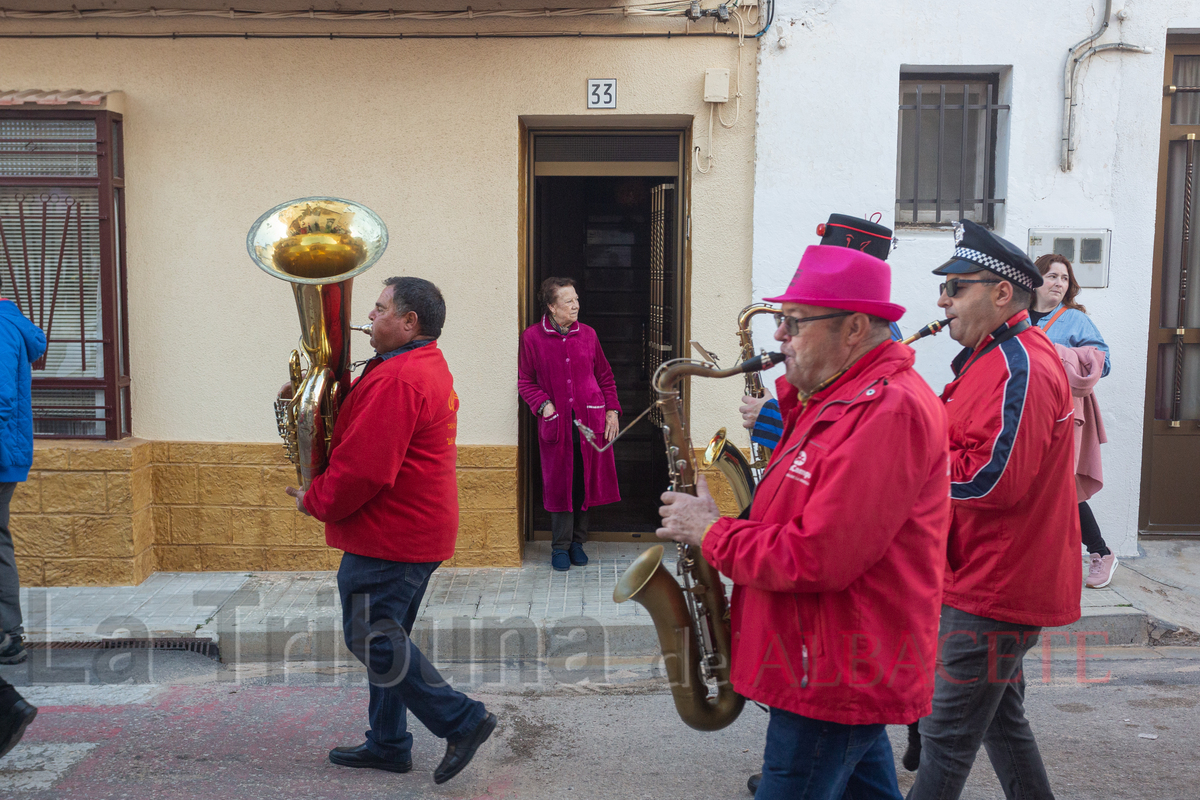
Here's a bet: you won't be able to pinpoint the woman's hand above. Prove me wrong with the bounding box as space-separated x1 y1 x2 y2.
542 402 556 418
604 410 619 442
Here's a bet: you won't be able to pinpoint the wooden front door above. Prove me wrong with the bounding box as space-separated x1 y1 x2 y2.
1142 41 1200 535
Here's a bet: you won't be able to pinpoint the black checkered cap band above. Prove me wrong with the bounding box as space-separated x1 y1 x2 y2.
953 247 1034 291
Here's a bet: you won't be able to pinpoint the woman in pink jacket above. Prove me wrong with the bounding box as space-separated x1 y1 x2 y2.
1032 254 1116 589
518 278 621 571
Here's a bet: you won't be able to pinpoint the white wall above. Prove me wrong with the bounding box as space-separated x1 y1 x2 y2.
753 0 1200 556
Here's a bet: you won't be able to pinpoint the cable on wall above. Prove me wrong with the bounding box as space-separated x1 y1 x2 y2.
0 2 756 24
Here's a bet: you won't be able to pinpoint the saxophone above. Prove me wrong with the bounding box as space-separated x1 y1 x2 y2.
700 303 778 511
609 351 782 731
246 197 388 487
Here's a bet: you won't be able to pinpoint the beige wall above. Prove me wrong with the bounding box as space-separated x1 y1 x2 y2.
0 19 758 449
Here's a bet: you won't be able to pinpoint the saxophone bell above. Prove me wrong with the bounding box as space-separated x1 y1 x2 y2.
613 352 781 732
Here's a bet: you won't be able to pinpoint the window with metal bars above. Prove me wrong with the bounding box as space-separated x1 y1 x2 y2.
0 110 130 439
895 73 1009 227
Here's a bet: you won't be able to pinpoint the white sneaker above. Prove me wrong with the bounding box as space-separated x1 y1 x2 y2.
1086 553 1118 589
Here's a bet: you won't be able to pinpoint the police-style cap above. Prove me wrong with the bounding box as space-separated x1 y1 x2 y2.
932 219 1042 290
816 214 894 261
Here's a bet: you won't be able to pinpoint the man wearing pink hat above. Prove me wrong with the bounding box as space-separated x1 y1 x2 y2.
658 245 951 799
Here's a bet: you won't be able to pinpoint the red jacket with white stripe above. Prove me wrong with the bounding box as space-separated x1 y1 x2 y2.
941 311 1082 628
703 341 950 725
304 342 460 563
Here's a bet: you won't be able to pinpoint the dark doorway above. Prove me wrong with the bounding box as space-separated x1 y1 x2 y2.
528 174 674 535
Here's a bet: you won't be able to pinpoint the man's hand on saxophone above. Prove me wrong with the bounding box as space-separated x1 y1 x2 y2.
739 385 774 430
656 474 720 548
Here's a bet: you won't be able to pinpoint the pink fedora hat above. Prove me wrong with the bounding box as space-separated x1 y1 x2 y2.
764 245 905 322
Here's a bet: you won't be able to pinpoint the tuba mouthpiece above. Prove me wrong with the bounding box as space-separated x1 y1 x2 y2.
350 324 372 335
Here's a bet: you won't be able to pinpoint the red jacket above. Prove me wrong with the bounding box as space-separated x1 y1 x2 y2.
304 342 460 562
941 312 1082 627
517 316 621 512
703 341 950 725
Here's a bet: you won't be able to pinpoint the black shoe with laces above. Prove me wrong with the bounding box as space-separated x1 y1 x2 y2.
0 634 27 665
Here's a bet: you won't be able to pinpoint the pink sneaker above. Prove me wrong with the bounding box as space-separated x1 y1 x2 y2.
1086 553 1118 589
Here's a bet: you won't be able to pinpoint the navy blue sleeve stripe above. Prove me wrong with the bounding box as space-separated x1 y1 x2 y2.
950 337 1029 500
751 400 784 448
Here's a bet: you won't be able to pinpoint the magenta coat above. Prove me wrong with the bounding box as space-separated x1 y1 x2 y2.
518 315 621 512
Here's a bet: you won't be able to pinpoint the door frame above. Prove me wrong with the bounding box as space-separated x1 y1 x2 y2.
1139 38 1200 535
517 121 692 542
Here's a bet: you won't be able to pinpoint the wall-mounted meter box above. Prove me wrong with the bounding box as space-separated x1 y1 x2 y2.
1027 228 1111 288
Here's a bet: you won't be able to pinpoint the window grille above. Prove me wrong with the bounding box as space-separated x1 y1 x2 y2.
0 111 130 439
896 74 1008 227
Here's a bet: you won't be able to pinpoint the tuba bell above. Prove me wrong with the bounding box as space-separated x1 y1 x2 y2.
247 197 388 487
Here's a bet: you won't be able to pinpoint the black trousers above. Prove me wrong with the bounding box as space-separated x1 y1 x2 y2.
1079 501 1110 556
549 419 588 551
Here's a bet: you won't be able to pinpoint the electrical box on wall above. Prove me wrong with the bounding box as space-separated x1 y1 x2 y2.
704 68 730 103
1027 228 1111 288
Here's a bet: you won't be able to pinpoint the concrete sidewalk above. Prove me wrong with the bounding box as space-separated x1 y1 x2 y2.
16 541 1185 664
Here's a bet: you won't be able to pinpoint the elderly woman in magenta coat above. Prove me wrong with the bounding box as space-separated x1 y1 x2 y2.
518 277 621 571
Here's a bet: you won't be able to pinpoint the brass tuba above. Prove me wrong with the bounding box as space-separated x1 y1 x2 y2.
247 197 388 487
700 303 778 513
611 351 782 731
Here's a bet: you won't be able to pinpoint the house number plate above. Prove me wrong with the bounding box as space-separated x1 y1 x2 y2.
587 79 616 109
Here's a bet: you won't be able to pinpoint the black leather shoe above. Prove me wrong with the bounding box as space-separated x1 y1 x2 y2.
434 712 497 785
0 700 37 760
328 743 412 773
747 772 761 795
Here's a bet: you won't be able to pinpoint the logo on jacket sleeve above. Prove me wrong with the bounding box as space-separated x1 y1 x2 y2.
787 449 812 485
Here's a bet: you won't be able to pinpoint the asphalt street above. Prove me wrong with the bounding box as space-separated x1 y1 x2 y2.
1 646 1198 799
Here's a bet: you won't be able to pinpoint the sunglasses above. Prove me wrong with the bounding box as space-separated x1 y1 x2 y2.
939 278 1000 298
773 311 852 336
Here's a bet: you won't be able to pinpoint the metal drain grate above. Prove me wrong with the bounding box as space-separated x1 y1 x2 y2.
26 638 219 660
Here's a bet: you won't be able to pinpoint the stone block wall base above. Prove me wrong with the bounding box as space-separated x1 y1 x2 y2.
12 441 522 586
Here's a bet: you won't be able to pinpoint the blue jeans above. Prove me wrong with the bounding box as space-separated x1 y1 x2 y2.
338 552 487 761
907 605 1053 800
756 708 903 800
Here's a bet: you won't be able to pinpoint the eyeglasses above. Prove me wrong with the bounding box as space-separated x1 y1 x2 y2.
939 278 1000 298
773 311 852 336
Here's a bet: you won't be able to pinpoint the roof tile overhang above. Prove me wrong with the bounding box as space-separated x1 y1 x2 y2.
0 90 124 113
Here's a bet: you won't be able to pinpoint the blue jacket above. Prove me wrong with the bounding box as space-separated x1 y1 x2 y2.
0 300 47 482
1036 303 1110 378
